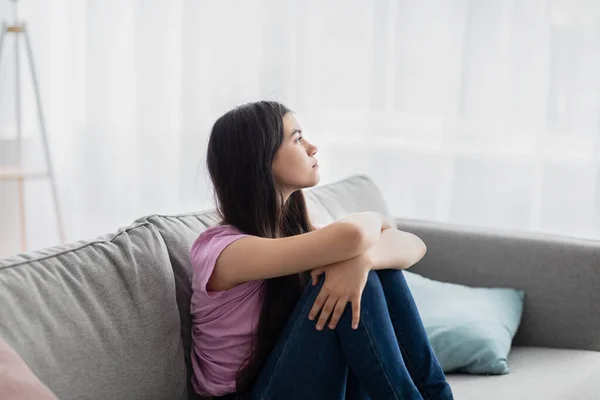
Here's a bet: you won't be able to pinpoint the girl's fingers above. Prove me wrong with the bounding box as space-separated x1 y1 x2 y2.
328 298 348 330
308 290 329 321
316 297 338 331
351 294 362 329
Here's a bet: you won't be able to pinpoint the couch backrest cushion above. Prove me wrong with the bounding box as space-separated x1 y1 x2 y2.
0 223 187 400
134 213 217 400
139 175 392 399
304 175 394 226
397 218 600 352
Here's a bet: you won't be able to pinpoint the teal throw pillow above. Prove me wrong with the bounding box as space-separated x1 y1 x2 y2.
404 271 525 375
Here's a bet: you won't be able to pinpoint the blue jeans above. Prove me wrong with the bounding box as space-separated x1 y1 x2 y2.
225 270 453 400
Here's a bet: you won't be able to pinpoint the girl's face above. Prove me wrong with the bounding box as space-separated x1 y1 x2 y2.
272 113 320 199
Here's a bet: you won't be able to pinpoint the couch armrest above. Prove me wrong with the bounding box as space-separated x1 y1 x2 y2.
396 218 600 352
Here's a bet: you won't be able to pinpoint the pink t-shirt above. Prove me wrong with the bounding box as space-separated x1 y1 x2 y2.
189 224 264 396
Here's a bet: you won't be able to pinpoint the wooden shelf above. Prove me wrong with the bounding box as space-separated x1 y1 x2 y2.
0 167 47 180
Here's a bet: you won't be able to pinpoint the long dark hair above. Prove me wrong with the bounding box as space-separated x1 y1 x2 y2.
206 101 313 393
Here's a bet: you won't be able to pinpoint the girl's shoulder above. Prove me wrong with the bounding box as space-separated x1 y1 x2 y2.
190 224 247 255
202 223 243 237
189 224 251 296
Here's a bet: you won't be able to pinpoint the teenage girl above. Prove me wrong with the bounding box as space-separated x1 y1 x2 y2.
189 101 453 399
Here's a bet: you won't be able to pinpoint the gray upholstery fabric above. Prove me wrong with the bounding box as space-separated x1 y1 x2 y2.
138 175 600 398
2 174 599 399
447 346 600 400
0 223 187 400
305 175 394 226
128 176 394 399
134 213 218 400
396 218 600 352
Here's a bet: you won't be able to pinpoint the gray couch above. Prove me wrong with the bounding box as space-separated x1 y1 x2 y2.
1 175 599 400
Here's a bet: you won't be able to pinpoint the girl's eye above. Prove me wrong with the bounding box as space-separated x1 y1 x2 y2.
296 136 303 143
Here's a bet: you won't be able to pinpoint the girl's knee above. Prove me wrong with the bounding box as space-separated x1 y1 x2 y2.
376 268 405 283
363 270 385 295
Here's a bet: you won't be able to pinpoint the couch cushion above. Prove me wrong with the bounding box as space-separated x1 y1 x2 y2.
137 175 394 399
404 270 525 374
447 346 600 400
0 223 187 400
305 175 394 226
134 213 217 400
397 218 600 352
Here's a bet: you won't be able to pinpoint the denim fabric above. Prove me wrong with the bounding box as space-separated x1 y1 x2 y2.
221 270 453 400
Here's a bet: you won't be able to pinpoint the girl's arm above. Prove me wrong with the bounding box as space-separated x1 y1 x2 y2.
207 211 387 290
366 228 427 270
306 228 426 331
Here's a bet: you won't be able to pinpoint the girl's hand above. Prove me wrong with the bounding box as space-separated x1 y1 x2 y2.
308 253 371 331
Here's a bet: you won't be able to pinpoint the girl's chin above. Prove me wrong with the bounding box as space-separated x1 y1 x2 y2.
311 174 321 186
299 177 320 190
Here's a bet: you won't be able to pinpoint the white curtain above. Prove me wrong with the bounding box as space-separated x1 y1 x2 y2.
1 0 599 255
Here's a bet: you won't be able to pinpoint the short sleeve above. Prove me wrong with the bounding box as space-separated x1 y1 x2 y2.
189 226 249 298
